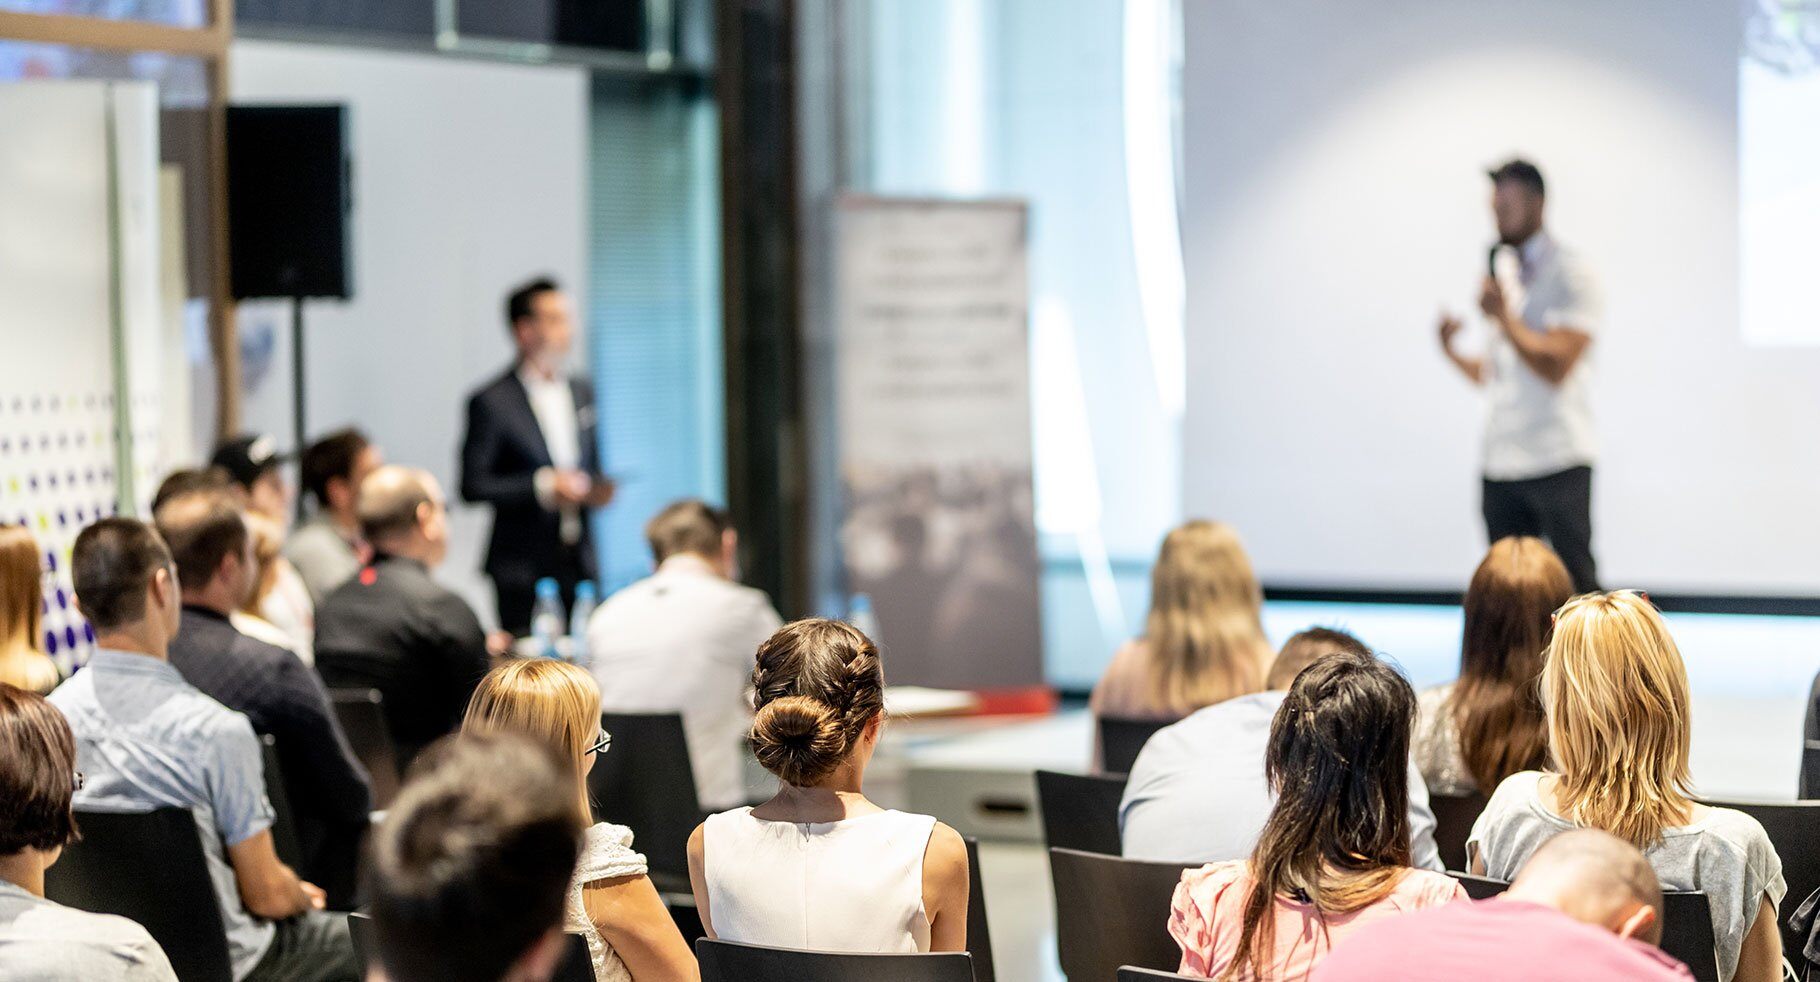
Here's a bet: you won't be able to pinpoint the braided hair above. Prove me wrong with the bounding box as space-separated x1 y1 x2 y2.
748 618 886 787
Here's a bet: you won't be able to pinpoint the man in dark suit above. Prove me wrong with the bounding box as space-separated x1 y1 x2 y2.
459 277 614 635
153 488 371 908
315 465 493 769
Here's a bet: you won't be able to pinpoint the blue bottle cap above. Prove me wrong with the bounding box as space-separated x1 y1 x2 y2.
535 577 560 598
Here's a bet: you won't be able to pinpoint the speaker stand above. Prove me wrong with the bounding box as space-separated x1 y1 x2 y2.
291 294 307 523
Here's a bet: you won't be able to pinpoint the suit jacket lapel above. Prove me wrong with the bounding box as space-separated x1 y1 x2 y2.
501 371 554 468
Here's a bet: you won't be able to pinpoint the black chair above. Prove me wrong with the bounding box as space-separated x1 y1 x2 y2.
259 733 306 869
1442 874 1717 981
1117 969 1196 981
1035 769 1127 856
1703 797 1820 958
697 938 974 982
1802 739 1820 801
1427 789 1488 872
349 912 595 981
1099 717 1169 775
1444 870 1507 900
329 687 402 809
45 808 233 982
587 712 705 893
1660 891 1719 982
1048 847 1186 981
964 837 995 982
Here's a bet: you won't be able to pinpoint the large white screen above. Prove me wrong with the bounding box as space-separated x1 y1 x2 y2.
1182 0 1820 596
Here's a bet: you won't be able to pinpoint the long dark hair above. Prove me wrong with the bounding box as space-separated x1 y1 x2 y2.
1223 651 1418 981
1451 536 1573 792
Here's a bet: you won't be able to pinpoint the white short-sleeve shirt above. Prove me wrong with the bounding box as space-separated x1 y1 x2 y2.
1482 231 1602 481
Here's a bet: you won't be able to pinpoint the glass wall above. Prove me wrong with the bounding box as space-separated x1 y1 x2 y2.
835 0 1185 689
586 75 725 592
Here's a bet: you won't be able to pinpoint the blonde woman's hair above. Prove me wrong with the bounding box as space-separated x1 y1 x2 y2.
0 526 58 695
1543 591 1694 848
462 659 601 825
1141 520 1269 715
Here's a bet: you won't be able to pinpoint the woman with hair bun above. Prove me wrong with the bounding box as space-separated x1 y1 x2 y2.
686 618 970 953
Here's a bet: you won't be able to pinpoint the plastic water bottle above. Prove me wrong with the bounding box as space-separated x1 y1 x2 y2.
848 592 881 645
568 580 597 667
530 578 565 659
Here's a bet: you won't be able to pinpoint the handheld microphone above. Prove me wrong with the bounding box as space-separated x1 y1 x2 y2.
1487 243 1504 280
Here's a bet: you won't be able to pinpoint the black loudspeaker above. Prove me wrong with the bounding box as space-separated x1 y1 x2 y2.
226 105 352 299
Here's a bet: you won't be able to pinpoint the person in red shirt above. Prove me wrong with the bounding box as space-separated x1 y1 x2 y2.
1313 829 1693 981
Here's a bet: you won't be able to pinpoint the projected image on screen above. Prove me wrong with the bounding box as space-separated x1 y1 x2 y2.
1741 0 1820 347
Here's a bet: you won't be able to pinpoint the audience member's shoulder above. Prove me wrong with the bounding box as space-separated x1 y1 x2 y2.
576 821 648 883
923 820 969 886
12 897 176 972
1396 866 1469 906
1483 769 1547 810
230 628 301 673
1416 682 1454 714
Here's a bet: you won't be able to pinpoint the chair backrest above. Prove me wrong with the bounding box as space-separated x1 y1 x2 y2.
1117 969 1197 981
696 938 974 982
1703 797 1820 958
330 687 402 809
1441 874 1717 982
1803 740 1820 801
1099 717 1169 775
1426 789 1489 872
1035 769 1127 857
1444 870 1508 901
964 837 995 982
44 807 234 982
1048 847 1187 981
349 912 593 981
259 732 306 868
587 712 703 889
1660 891 1719 982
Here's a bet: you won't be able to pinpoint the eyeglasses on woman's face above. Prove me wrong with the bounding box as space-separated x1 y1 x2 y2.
585 728 612 757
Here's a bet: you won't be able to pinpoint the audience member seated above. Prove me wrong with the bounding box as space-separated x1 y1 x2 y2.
0 525 59 695
0 683 178 980
1313 828 1691 980
289 428 380 604
1122 628 1443 871
1469 591 1784 982
1090 520 1270 748
211 436 316 653
151 464 235 513
235 513 313 664
463 659 698 981
687 619 969 953
315 466 492 767
1413 536 1572 796
49 518 359 982
366 731 582 982
154 490 371 903
587 500 782 810
1168 650 1465 980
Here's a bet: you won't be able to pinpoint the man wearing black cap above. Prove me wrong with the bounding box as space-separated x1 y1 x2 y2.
1437 159 1601 592
459 279 613 635
211 434 318 653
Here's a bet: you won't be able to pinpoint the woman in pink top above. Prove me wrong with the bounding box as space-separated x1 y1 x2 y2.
1169 650 1466 980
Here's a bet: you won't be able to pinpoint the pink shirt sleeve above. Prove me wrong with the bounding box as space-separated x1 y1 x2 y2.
1169 863 1248 978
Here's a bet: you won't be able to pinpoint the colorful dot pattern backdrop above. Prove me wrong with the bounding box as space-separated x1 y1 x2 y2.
0 389 123 674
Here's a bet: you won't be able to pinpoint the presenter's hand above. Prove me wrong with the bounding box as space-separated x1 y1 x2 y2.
552 470 592 506
1477 275 1510 324
584 476 616 508
1438 313 1464 351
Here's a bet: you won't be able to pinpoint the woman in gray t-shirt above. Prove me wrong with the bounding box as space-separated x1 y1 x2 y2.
1468 592 1784 982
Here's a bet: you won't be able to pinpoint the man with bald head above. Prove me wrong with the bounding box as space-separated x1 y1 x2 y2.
314 467 492 767
1314 829 1693 980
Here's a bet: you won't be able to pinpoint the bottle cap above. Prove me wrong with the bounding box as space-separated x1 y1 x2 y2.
535 577 560 598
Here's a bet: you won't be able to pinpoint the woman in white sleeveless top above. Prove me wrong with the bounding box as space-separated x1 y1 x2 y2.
687 618 970 953
464 659 698 981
